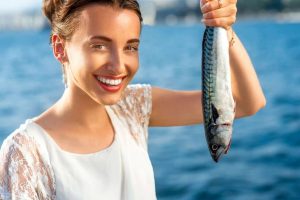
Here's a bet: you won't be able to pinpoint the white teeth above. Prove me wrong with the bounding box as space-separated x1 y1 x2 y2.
97 76 122 86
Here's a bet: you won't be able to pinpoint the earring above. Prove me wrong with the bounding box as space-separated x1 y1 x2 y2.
61 64 68 89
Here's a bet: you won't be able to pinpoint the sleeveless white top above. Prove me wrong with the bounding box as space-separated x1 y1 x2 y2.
0 84 156 200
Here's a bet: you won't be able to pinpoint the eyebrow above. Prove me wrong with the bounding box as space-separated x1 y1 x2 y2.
127 39 140 44
89 35 140 44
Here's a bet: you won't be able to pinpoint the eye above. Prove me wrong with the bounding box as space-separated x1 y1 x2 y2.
125 45 139 52
92 44 106 50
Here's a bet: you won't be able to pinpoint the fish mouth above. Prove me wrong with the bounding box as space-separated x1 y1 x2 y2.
211 139 232 162
211 146 225 163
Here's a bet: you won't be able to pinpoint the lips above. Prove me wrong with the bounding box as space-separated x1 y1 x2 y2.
94 75 126 93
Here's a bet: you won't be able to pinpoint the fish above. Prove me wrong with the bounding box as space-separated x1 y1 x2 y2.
201 26 235 162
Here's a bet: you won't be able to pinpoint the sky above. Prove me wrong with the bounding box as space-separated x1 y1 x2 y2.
0 0 41 13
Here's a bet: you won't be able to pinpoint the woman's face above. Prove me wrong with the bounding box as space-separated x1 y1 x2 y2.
63 4 141 105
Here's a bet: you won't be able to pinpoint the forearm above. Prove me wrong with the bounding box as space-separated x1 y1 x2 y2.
228 29 266 117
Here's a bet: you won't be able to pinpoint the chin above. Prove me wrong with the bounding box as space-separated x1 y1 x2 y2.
96 92 124 106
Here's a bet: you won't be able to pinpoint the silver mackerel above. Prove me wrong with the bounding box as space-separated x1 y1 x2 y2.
201 27 235 162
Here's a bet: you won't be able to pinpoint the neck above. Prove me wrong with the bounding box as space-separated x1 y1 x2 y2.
54 86 108 129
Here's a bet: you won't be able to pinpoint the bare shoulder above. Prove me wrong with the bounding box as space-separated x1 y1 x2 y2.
33 107 57 132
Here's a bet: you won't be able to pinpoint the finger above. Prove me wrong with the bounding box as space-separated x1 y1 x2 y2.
202 16 236 29
201 0 229 13
201 0 234 13
200 0 219 8
200 0 210 7
203 4 237 19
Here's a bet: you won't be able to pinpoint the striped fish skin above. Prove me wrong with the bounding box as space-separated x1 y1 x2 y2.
202 27 235 162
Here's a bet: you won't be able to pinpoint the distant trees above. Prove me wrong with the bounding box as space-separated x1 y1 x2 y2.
154 0 300 22
266 0 284 11
284 0 300 10
237 0 300 13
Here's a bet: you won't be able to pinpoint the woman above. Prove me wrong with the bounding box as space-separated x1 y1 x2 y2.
0 0 266 199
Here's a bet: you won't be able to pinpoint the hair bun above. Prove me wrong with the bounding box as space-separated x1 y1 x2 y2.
43 0 64 23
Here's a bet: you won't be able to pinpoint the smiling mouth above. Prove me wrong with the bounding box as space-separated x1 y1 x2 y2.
94 75 126 92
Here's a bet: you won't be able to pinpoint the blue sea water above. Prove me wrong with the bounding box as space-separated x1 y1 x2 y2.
0 21 300 199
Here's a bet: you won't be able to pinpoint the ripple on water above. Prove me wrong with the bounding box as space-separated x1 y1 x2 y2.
273 95 300 107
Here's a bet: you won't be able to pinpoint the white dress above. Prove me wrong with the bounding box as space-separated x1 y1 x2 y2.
0 84 156 200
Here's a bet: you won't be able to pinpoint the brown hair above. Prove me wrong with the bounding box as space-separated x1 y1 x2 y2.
43 0 143 44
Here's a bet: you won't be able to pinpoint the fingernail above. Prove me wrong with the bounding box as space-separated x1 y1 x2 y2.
200 0 205 6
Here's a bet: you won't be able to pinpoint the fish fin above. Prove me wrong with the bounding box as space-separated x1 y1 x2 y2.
211 103 219 123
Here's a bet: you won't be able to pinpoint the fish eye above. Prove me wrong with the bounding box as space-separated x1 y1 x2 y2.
211 144 219 151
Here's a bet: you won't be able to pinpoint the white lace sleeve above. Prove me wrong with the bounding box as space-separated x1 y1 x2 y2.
122 84 152 128
0 132 55 200
113 84 152 149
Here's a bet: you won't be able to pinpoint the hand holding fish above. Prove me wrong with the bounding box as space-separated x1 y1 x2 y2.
200 0 237 29
199 0 266 162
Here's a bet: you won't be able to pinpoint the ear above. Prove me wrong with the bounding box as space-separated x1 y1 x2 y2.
52 34 68 64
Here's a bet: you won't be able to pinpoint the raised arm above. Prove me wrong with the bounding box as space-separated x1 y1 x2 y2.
201 0 266 117
149 0 266 127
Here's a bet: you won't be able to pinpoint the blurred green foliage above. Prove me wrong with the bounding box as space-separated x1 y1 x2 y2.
238 0 300 13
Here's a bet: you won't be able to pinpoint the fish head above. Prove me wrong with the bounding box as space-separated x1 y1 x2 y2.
207 123 233 162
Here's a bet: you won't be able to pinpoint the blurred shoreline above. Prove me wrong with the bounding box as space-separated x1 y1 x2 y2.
238 11 300 23
0 9 299 31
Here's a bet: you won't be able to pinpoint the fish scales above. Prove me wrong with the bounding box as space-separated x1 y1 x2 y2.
201 27 235 162
202 28 216 126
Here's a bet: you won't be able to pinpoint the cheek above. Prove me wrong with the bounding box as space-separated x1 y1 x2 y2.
85 53 107 69
68 47 97 74
127 55 139 75
67 46 86 69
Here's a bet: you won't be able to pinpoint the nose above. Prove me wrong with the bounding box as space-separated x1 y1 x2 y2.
106 48 125 74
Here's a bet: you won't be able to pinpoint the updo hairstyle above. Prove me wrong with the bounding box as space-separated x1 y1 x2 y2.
42 0 143 44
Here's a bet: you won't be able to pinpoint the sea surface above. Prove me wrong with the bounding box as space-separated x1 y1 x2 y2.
0 21 300 199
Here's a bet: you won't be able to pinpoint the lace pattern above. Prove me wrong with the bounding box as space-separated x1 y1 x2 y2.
0 84 152 199
116 84 152 148
0 131 56 200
